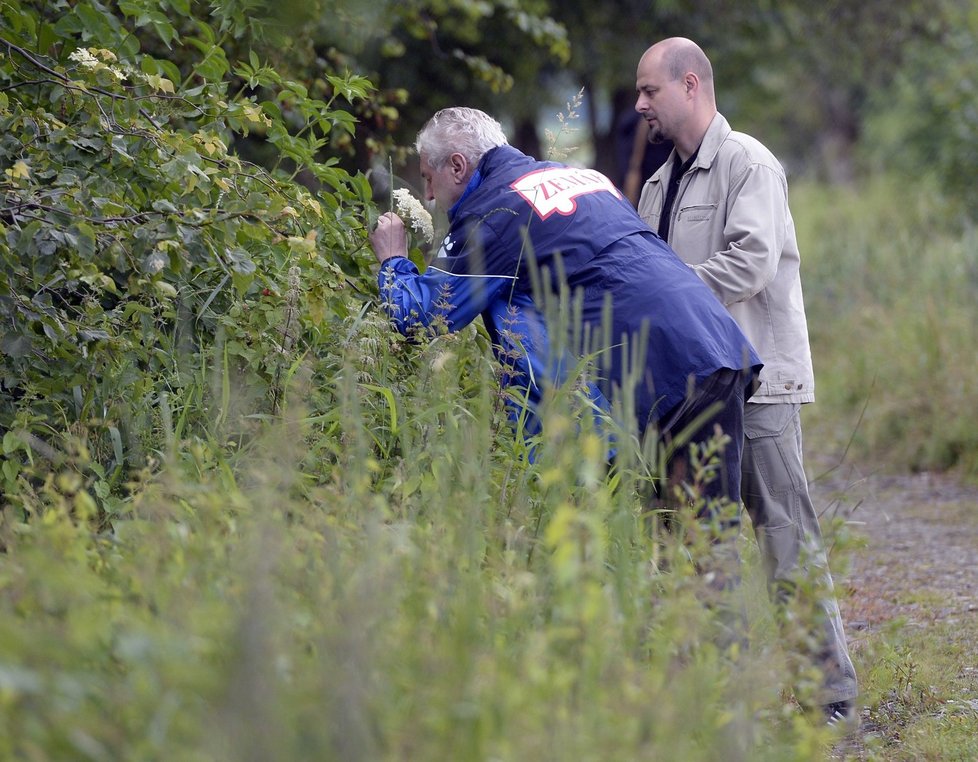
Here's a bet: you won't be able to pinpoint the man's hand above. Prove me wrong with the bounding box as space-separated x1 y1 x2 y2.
370 212 409 264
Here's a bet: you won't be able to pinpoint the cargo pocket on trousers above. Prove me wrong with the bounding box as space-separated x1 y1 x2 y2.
743 405 807 585
743 404 805 499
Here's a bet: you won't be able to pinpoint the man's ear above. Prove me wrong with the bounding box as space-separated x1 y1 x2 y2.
683 72 698 95
449 152 469 182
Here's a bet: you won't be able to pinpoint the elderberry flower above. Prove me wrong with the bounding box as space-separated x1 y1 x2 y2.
69 48 100 69
68 47 126 80
392 188 434 245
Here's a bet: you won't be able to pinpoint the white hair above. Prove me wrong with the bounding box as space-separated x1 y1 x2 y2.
415 107 508 169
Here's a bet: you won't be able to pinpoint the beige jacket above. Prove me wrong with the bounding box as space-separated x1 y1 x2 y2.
637 113 814 403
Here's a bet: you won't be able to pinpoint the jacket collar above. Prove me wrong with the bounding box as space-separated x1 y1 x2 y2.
689 112 731 171
448 168 482 219
448 145 516 219
651 112 731 184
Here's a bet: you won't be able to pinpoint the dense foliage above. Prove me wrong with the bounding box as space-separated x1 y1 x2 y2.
0 9 823 756
0 0 380 515
860 0 978 215
1 0 977 757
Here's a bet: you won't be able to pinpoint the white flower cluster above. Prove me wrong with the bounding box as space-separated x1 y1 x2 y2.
68 47 126 81
392 188 434 244
68 48 100 68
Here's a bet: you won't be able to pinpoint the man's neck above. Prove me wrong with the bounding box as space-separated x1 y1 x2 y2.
675 110 716 162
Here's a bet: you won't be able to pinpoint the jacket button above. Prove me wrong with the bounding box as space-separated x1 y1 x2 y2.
784 383 792 390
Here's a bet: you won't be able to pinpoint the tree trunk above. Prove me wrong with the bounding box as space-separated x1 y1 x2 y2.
512 118 542 161
818 86 859 185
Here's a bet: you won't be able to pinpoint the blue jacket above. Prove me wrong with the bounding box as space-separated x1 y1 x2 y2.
379 145 761 441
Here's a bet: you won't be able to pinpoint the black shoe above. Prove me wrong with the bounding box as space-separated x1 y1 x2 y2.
823 700 859 731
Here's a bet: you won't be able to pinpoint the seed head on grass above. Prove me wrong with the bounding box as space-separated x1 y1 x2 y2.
545 87 585 162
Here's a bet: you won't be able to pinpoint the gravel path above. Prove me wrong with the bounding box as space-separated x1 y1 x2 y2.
809 461 978 756
811 465 978 634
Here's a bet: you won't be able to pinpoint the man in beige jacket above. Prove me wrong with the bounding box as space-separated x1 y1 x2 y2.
635 37 858 727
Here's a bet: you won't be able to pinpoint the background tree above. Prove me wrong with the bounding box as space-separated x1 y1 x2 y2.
324 0 963 192
288 0 570 187
715 0 955 183
548 0 956 185
859 0 978 217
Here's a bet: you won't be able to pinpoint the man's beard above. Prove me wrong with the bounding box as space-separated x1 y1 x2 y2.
648 124 666 144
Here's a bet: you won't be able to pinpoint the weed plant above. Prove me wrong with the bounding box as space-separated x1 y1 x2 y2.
850 613 978 760
0 300 844 760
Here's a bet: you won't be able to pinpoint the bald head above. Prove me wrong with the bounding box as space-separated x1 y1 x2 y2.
641 37 715 104
635 37 718 160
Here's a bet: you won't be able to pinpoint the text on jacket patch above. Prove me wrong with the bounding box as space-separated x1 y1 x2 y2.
511 167 621 220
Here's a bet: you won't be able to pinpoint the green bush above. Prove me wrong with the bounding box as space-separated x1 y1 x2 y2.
0 0 376 515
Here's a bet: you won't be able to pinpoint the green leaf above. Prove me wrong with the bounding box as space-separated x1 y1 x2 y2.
108 425 124 467
192 44 229 81
3 430 24 455
1 332 33 358
1 459 19 484
37 22 57 55
165 0 192 16
121 302 153 321
73 222 97 259
226 248 255 275
152 199 179 214
325 73 373 102
231 270 254 295
361 383 400 435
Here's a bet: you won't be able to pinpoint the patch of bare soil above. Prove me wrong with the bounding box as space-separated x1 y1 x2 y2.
809 462 978 756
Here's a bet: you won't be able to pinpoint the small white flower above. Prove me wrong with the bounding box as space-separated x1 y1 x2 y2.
69 48 100 69
392 188 434 244
69 48 127 81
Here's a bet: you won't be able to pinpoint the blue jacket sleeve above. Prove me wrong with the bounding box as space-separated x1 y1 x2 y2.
377 255 514 336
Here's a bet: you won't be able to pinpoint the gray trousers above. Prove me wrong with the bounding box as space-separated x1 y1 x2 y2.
741 402 859 704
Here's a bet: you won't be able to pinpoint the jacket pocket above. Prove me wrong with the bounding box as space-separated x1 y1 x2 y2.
676 203 718 222
672 203 719 260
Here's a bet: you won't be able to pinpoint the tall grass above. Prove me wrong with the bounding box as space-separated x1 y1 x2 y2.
11 167 966 756
6 157 938 757
0 305 840 759
794 174 978 477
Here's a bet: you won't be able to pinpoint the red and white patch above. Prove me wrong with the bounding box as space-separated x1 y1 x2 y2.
510 167 621 220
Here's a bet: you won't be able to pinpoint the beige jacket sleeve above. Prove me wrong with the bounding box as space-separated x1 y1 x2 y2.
690 159 789 307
